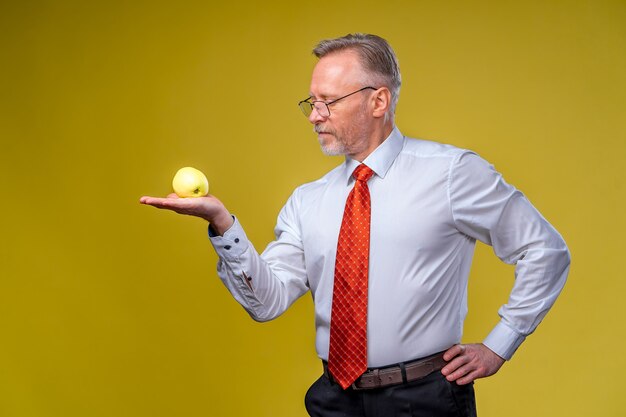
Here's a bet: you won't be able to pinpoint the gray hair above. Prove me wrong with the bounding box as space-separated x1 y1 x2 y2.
313 33 401 114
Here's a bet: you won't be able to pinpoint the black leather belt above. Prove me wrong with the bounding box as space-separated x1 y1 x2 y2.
323 351 447 390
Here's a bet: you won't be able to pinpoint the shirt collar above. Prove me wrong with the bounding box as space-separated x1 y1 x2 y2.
342 126 405 183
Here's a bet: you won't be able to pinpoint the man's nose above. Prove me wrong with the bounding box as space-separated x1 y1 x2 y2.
308 106 326 124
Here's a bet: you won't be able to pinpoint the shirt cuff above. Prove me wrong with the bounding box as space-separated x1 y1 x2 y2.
483 321 526 360
208 216 248 260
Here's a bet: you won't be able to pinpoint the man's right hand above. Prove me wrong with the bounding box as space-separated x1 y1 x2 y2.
139 194 234 236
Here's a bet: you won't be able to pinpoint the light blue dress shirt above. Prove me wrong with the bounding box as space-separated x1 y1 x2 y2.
209 127 570 367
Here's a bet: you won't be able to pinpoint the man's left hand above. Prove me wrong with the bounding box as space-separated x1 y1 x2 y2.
441 343 505 385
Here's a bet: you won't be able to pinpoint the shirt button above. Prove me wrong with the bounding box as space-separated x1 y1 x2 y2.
224 245 232 250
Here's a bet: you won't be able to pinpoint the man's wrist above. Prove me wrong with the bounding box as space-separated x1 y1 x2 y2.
208 212 235 236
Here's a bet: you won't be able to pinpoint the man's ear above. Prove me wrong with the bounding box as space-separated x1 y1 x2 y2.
371 87 392 118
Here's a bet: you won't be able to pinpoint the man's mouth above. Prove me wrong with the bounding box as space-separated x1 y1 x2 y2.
314 126 333 136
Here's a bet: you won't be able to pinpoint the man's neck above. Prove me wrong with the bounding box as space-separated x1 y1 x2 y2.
350 121 395 162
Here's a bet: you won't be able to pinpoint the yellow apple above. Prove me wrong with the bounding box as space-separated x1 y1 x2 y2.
172 167 209 198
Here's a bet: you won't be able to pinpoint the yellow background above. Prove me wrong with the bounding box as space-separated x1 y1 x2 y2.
1 1 624 416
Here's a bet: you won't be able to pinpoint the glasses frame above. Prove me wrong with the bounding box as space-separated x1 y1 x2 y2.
298 86 378 118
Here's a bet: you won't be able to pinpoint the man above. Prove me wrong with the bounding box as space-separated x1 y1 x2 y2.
140 34 570 416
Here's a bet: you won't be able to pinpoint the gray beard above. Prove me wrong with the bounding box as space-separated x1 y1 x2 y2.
315 126 346 156
319 139 345 156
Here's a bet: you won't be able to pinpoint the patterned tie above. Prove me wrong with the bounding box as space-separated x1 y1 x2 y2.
328 163 375 390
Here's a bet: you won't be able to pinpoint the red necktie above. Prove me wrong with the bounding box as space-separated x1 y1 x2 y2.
328 163 374 389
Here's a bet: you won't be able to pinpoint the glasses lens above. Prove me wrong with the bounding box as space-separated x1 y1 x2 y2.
299 101 312 117
316 102 330 118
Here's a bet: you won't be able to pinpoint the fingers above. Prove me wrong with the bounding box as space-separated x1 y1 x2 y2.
139 194 227 223
139 196 173 207
441 343 505 385
442 357 478 384
443 343 465 361
139 196 197 216
452 369 482 386
140 194 189 210
441 345 471 381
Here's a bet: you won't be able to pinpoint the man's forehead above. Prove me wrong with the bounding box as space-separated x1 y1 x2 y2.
309 51 363 97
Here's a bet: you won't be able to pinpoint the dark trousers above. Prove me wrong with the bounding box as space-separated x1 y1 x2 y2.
305 370 476 417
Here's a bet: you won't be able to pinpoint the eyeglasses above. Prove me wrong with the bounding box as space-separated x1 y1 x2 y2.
298 86 377 118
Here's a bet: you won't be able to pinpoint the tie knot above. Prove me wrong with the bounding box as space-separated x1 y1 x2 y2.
353 164 374 183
